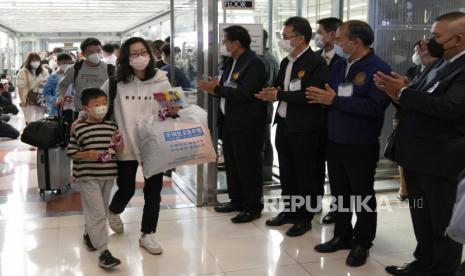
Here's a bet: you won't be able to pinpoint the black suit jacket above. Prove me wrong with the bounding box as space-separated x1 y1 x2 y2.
316 49 342 70
214 49 269 132
274 48 329 133
395 53 465 179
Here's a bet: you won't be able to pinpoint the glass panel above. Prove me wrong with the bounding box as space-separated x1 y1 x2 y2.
344 0 368 21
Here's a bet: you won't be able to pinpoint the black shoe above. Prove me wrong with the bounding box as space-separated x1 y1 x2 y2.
322 212 336 224
397 194 408 201
266 212 295 226
83 234 96 251
214 202 242 213
285 221 312 237
346 245 369 267
385 260 426 275
231 211 261 223
314 237 353 253
98 250 121 270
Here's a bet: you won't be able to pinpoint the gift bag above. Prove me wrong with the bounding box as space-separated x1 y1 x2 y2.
137 105 216 178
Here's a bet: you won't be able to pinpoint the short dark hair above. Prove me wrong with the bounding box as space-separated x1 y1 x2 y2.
223 25 251 49
80 37 102 52
342 20 374 47
112 43 120 50
436 11 465 22
81 88 107 106
102 43 114 53
56 53 72 62
151 40 166 51
317 17 342 33
161 44 171 56
53 47 64 54
284 16 312 43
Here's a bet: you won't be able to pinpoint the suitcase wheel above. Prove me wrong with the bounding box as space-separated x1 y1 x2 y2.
53 189 62 195
39 190 45 197
66 184 71 190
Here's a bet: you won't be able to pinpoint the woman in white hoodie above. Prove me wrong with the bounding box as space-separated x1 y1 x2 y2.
101 37 179 255
16 53 49 124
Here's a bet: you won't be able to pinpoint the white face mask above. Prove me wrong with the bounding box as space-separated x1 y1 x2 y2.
89 105 108 120
129 55 150 71
30 61 41 69
220 45 231 57
411 52 422 66
279 39 295 53
314 33 325 49
58 64 70 72
86 53 102 64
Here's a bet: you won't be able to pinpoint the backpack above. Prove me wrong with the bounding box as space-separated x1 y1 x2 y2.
105 77 117 121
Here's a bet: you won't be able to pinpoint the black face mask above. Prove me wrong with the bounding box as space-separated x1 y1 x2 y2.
427 38 445 58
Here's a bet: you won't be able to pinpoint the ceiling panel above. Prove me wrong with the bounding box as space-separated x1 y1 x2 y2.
0 0 174 33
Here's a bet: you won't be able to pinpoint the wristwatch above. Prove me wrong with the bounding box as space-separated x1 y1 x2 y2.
397 86 408 99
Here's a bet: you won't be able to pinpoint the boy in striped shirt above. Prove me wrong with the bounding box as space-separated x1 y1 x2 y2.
67 88 122 270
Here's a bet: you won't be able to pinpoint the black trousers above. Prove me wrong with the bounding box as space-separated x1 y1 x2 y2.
222 128 266 212
316 129 328 196
275 121 320 222
262 124 274 181
456 262 465 276
403 169 463 276
327 141 378 249
109 160 163 234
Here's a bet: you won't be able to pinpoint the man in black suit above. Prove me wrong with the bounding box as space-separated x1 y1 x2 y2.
374 12 465 276
314 17 342 225
256 16 329 237
198 25 268 223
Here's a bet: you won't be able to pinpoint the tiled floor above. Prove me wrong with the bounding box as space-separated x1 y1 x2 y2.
0 113 462 275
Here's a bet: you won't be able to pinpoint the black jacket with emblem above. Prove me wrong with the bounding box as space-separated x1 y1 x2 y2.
214 49 270 132
274 48 329 133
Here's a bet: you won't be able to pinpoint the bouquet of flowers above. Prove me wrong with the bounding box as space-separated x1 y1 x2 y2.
98 133 123 162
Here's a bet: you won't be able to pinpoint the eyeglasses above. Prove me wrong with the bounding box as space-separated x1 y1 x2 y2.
129 50 149 58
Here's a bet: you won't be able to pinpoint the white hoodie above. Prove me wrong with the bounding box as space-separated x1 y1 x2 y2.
101 70 172 161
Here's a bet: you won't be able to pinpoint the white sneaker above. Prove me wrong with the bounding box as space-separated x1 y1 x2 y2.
108 211 124 234
139 233 163 255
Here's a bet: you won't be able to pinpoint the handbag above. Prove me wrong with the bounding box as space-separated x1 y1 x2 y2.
21 109 69 148
383 127 397 161
23 69 45 107
26 91 44 106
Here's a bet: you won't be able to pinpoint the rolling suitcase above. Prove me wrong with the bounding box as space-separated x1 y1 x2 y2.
35 109 72 196
37 147 72 196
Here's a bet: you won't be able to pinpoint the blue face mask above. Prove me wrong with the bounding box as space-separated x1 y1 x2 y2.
334 45 349 59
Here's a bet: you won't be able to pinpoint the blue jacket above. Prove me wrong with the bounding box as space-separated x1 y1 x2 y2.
160 64 192 90
327 51 391 145
42 73 60 116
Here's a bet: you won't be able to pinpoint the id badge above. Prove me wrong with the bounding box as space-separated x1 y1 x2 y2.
289 78 302 91
338 83 353 97
224 81 238 89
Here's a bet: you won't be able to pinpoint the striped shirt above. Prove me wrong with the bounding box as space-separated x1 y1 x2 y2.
67 120 118 180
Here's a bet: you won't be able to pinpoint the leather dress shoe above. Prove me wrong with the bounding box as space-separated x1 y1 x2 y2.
385 260 427 275
214 203 241 213
314 236 353 253
285 221 312 237
346 245 369 267
322 212 336 224
231 211 261 223
266 213 295 226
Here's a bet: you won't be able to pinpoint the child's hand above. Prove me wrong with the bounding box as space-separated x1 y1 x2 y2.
111 131 120 144
86 150 101 160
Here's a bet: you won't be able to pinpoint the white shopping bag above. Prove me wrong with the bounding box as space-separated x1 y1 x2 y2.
137 106 216 178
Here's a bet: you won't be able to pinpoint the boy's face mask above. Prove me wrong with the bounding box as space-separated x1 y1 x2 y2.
89 105 108 120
